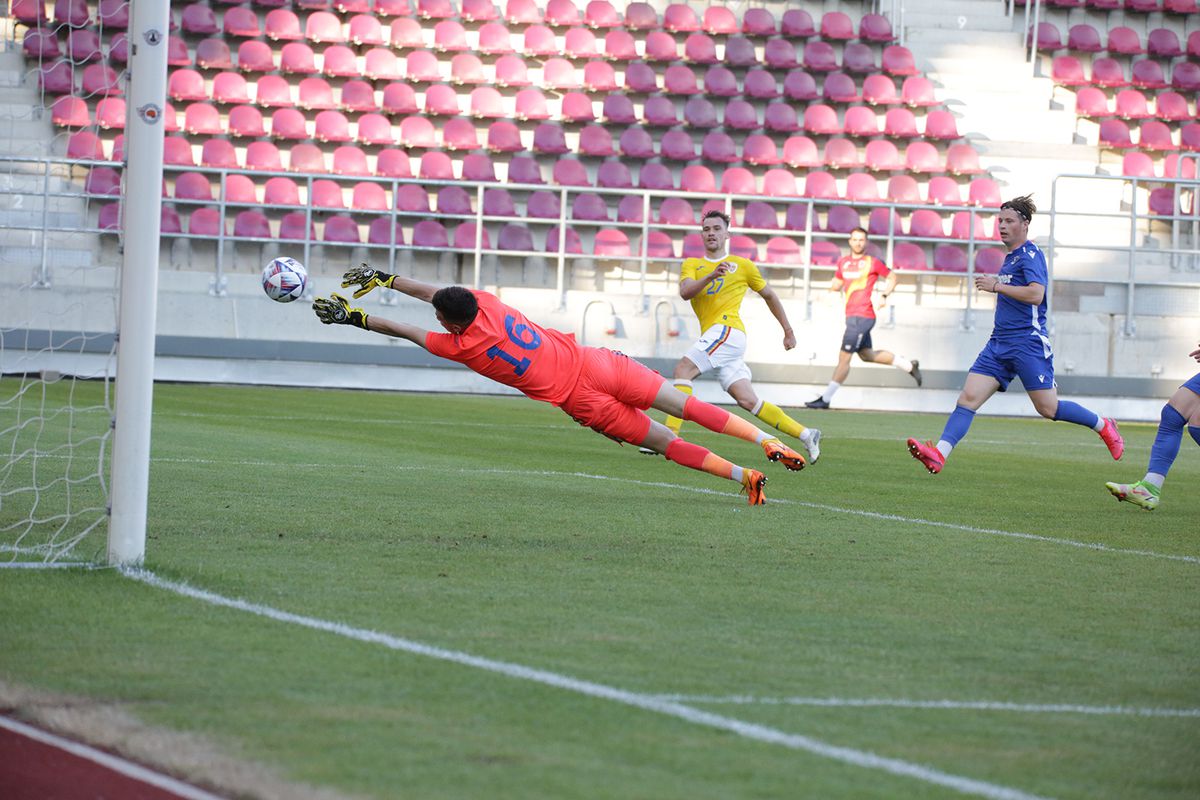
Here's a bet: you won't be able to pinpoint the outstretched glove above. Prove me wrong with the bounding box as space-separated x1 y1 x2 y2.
341 263 394 299
313 294 369 329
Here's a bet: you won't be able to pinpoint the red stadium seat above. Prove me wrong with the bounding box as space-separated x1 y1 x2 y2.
820 11 854 40
322 45 360 78
438 185 474 215
1121 150 1156 178
545 225 583 255
411 220 448 249
1148 28 1183 57
946 144 983 175
844 173 880 203
442 117 480 150
644 30 677 61
662 129 697 160
825 205 861 234
1050 55 1086 87
1099 118 1134 148
624 61 659 93
1139 120 1177 151
546 0 581 26
765 237 802 265
909 208 946 238
406 50 442 82
975 247 1004 274
1172 62 1200 92
515 89 550 120
394 184 431 213
299 77 337 110
1092 57 1128 88
902 77 938 107
544 57 581 90
270 107 308 139
478 22 514 54
51 96 90 127
306 11 345 43
1154 91 1190 121
162 135 195 166
418 0 456 19
265 8 301 39
808 239 840 265
484 188 517 217
223 7 260 38
434 20 469 52
23 29 61 60
722 99 759 130
54 0 90 27
461 153 497 182
349 14 386 45
684 32 718 64
1131 59 1167 90
743 201 780 230
663 2 698 32
664 64 700 94
860 13 895 43
842 42 878 75
1107 26 1143 55
527 190 561 218
365 48 402 80
96 97 126 130
933 244 967 272
67 30 102 63
924 110 960 140
642 95 677 127
340 80 378 112
523 24 558 56
311 179 345 209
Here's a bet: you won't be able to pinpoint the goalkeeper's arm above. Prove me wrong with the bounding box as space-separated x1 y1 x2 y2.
341 264 438 302
313 294 429 347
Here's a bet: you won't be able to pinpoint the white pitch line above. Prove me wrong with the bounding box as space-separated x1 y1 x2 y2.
123 568 1048 800
651 696 1200 718
0 715 225 800
138 459 1200 566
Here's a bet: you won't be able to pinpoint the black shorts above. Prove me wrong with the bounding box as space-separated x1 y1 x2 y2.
841 316 876 353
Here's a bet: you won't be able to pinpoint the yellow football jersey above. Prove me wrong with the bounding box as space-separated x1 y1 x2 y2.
680 255 766 333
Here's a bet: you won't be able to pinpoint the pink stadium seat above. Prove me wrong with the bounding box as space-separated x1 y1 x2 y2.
1030 21 1061 51
461 153 497 182
722 99 759 130
1121 150 1156 178
596 160 632 188
187 207 226 237
271 107 308 139
442 117 480 149
909 208 946 237
742 7 777 36
803 41 837 72
882 45 918 76
299 77 337 110
516 88 551 120
806 238 838 265
1066 23 1102 52
662 2 698 32
477 22 514 55
462 0 498 21
615 194 644 223
783 69 819 101
901 76 938 106
333 145 371 176
780 8 816 38
638 162 675 190
54 0 89 27
365 48 402 80
946 144 983 175
1162 152 1197 179
842 43 878 75
952 211 998 241
766 102 801 132
376 149 413 178
315 109 352 142
544 58 581 90
382 82 418 115
701 131 738 163
684 96 717 128
843 106 880 137
322 45 359 78
238 40 275 73
212 72 250 105
1166 0 1199 10
495 223 533 252
406 50 442 82
162 136 195 166
866 139 904 171
764 236 801 265
438 185 474 215
803 171 839 200
664 64 700 94
926 175 962 205
394 184 431 212
1051 55 1086 87
174 172 213 202
820 11 854 40
419 151 454 180
783 135 821 168
679 164 716 193
552 158 589 186
311 179 345 209
433 20 469 52
863 74 901 106
1132 59 1168 89
892 242 927 270
579 124 614 156
411 220 448 248
322 214 361 244
743 69 779 99
727 235 757 261
23 29 61 60
619 126 655 159
246 141 284 171
1190 31 1200 59
765 38 799 70
887 174 922 204
720 167 756 195
218 7 257 38
109 34 130 65
644 30 677 61
643 95 678 127
1172 62 1200 92
1107 26 1143 55
12 0 47 24
1115 89 1151 120
545 225 583 255
642 230 675 259
484 187 517 216
565 27 600 58
585 0 620 27
546 0 581 26
680 233 705 258
1139 120 1177 151
419 0 456 18
933 244 967 272
743 201 780 230
184 102 222 135
684 32 718 64
289 143 327 173
349 14 386 45
1099 118 1134 148
824 72 860 103
1092 57 1127 88
527 190 560 218
924 110 960 140
399 116 437 147
572 192 609 221
562 92 596 123
844 173 880 203
803 103 841 135
661 130 697 160
591 228 628 257
306 11 345 43
96 97 126 130
725 38 760 68
1149 186 1185 216
390 17 424 49
523 24 557 56
469 86 505 118
583 61 618 92
67 30 102 63
601 93 636 124
624 61 659 93
167 69 205 103
825 205 860 234
98 203 122 231
763 168 799 197
860 13 895 43
424 84 461 115
1154 91 1190 121
868 206 903 236
905 141 941 173
974 247 1004 274
230 210 268 238
604 29 638 60
969 178 1002 207
495 55 530 87
52 96 90 127
486 120 523 151
196 39 234 70
1074 86 1111 118
264 9 301 40
1148 28 1182 57
338 80 376 113
824 137 862 169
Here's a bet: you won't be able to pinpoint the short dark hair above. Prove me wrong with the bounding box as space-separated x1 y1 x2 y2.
1000 194 1036 223
849 226 868 237
432 286 479 326
701 209 730 228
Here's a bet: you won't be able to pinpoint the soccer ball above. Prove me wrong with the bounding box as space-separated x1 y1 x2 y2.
262 257 307 303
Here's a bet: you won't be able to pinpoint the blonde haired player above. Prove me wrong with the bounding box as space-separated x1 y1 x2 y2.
641 210 821 464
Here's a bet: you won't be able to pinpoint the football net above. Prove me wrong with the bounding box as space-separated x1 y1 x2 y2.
0 5 125 566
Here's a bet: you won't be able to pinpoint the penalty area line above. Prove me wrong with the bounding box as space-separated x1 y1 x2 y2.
124 568 1048 800
651 696 1200 718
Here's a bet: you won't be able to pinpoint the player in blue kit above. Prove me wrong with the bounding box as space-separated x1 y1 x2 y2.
906 195 1125 474
1105 344 1200 510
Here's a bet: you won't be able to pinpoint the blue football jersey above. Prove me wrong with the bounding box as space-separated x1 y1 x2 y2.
993 241 1049 342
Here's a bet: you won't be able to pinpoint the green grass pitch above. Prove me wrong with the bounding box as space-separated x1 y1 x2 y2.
2 382 1198 799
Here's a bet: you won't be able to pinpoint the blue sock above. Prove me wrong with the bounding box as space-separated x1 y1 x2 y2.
1148 405 1186 477
1052 400 1100 430
1190 426 1200 448
940 405 976 446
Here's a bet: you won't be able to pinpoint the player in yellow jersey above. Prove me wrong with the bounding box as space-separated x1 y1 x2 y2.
641 210 821 463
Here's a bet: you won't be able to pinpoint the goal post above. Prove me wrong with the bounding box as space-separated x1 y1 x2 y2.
107 0 169 566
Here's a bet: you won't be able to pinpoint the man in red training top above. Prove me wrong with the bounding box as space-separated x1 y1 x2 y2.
806 227 922 409
313 265 809 505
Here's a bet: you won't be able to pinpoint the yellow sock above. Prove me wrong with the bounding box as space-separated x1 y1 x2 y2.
665 381 693 434
755 400 805 439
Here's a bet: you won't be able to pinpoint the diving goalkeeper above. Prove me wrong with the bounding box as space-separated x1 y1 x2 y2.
313 265 811 505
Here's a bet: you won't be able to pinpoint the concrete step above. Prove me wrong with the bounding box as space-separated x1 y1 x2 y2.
0 244 96 270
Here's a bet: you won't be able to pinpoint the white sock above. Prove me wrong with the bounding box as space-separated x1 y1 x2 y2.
821 381 840 402
800 428 815 445
1093 417 1106 432
1143 472 1165 489
731 465 744 482
936 440 953 459
893 355 912 372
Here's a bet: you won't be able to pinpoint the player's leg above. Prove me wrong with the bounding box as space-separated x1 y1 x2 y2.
1106 380 1200 510
907 368 1000 474
639 421 766 505
728 378 821 464
1020 348 1123 460
660 355 702 436
859 346 922 386
808 321 861 408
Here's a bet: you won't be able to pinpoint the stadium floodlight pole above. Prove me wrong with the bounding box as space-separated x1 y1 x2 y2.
108 0 170 566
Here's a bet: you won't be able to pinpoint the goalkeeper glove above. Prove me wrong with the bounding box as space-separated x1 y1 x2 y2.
313 294 369 329
341 263 394 299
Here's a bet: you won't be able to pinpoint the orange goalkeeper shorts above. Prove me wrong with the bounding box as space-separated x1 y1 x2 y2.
558 347 664 445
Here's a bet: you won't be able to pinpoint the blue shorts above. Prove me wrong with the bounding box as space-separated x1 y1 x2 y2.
969 336 1055 392
841 316 876 353
1183 372 1200 396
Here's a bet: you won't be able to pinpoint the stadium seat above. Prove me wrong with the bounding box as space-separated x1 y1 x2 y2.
264 176 302 206
579 124 615 156
614 195 644 223
684 32 718 64
468 86 505 119
565 27 600 58
167 36 193 67
765 38 800 70
803 171 839 200
700 131 738 163
418 151 454 180
438 185 475 215
51 96 89 127
824 72 860 103
246 141 284 171
1050 56 1086 87
316 109 353 142
333 146 371 176
740 69 777 100
1029 22 1062 52
905 141 942 173
595 160 632 188
399 116 437 148
664 64 700 94
887 174 922 204
860 13 895 43
1139 120 1177 151
783 135 821 168
196 38 234 70
968 178 1002 207
824 205 861 234
264 9 301 40
382 83 418 115
706 66 743 97
725 234 755 261
946 144 983 175
884 107 920 138
679 164 716 193
722 99 758 131
743 201 780 230
892 242 927 270
562 92 596 123
901 77 938 106
395 183 431 212
108 34 130 65
742 7 776 36
543 57 580 91
1099 118 1134 148
619 126 655 159
67 30 102 63
486 120 523 152
442 117 480 150
54 0 90 27
1092 58 1128 88
238 40 275 72
820 10 855 41
271 107 308 139
623 61 659 93
174 171 214 203
780 8 816 38
585 0 621 27
210 72 249 106
320 45 359 78
863 74 901 106
412 220 449 248
1121 151 1156 179
604 28 638 60
545 225 584 254
824 137 862 169
804 103 841 135
311 179 346 209
654 197 692 225
553 158 590 186
644 30 677 62
460 152 497 182
494 222 533 252
743 134 781 166
638 162 675 190
783 69 819 101
1075 86 1111 118
483 187 517 217
306 11 345 43
366 218 405 246
717 35 755 68
23 29 61 60
545 0 581 26
909 208 946 238
1131 59 1168 90
950 211 995 241
766 236 804 265
96 97 126 130
515 88 550 120
419 0 456 18
229 209 269 239
289 143 327 173
1107 26 1143 55
661 129 696 160
527 190 561 219
1172 62 1200 92
168 69 205 102
406 50 442 83
842 43 878 75
1162 153 1197 179
601 93 637 124
424 84 461 115
715 166 752 196
1148 28 1183 58
868 206 903 236
389 17 425 49
162 135 195 166
802 41 837 72
866 139 904 172
376 149 413 178
533 122 569 154
683 96 718 128
1154 91 1190 121
364 48 402 80
882 45 919 76
843 106 880 137
349 14 386 45
844 173 880 203
583 60 618 92
974 247 1004 274
924 110 960 140
932 244 967 272
1066 23 1102 52
431 20 468 52
186 207 227 237
184 103 222 135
